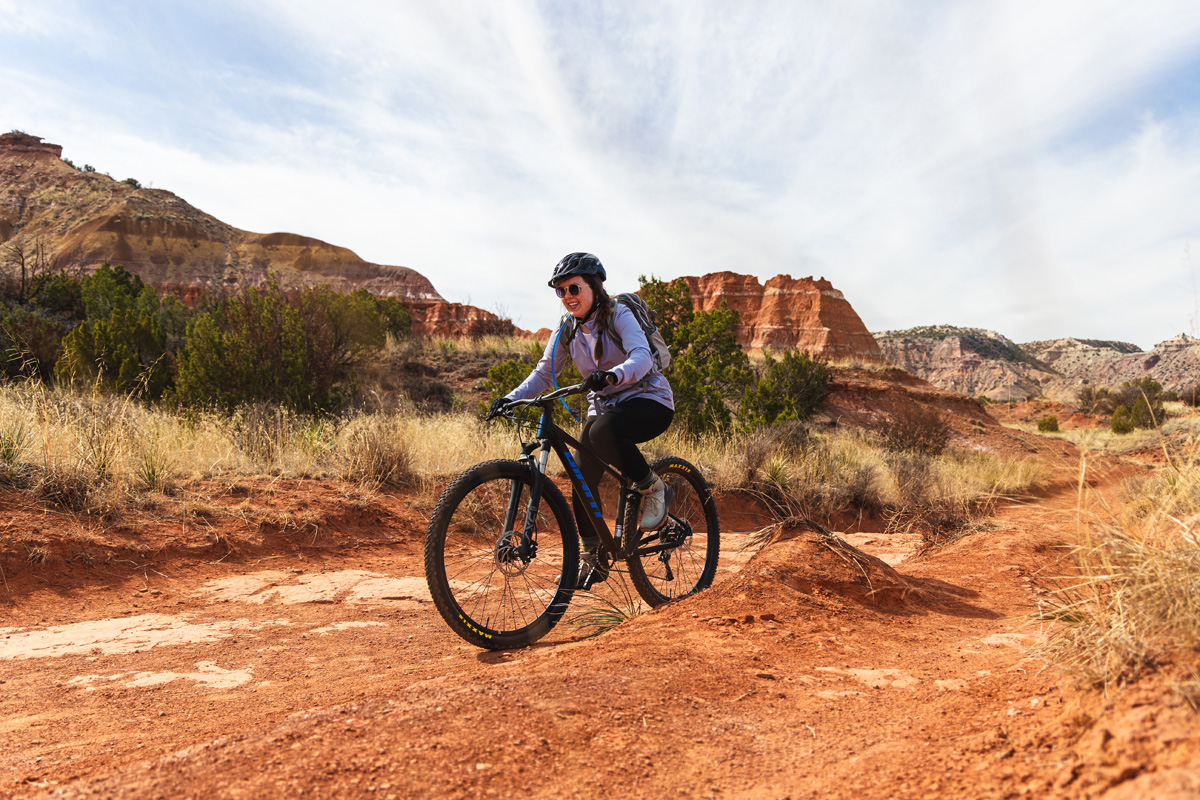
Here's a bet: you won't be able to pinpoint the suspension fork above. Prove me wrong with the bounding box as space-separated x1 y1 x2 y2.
507 440 552 557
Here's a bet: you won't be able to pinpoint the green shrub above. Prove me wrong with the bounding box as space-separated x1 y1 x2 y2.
883 405 951 455
480 354 582 423
29 271 84 318
0 306 69 380
176 282 383 413
1111 405 1135 434
56 308 170 398
1037 416 1059 433
1119 378 1167 429
740 349 830 428
639 276 753 436
1082 379 1167 429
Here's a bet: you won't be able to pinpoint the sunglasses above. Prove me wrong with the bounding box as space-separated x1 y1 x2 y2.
554 283 585 298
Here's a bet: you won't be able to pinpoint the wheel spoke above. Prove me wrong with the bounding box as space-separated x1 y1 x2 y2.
427 460 578 648
626 459 720 607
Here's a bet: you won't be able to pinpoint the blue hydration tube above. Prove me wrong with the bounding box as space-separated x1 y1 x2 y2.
550 323 582 423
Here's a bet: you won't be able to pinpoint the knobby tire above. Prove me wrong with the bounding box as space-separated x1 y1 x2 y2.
424 459 579 650
625 456 720 607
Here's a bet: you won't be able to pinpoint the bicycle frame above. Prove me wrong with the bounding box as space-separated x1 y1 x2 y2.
502 384 673 562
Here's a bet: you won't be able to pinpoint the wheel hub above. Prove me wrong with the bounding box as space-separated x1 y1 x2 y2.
495 531 535 576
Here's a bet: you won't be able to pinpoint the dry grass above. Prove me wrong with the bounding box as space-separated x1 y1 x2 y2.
0 383 549 507
0 382 1043 549
1040 440 1200 688
390 334 544 361
651 422 1045 541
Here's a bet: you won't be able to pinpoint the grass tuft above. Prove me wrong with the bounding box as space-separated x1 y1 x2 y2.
570 575 646 638
1040 436 1200 688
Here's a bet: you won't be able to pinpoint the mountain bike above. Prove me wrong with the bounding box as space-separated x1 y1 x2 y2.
424 383 720 650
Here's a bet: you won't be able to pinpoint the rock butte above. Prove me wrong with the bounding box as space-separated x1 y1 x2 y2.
0 132 518 338
3 133 884 349
680 272 882 358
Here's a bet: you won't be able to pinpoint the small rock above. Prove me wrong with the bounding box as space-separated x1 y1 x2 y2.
755 672 776 680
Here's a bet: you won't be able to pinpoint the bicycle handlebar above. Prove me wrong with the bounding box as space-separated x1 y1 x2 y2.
485 383 586 421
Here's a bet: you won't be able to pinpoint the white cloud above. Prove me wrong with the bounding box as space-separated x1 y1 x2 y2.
3 1 1200 342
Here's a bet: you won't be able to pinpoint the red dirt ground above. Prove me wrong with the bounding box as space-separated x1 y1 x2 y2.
0 382 1196 798
0 464 1195 798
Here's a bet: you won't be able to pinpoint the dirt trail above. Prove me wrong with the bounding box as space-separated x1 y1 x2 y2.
0 463 1195 799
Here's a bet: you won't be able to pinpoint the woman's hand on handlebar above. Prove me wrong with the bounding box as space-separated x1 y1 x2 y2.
582 370 617 392
486 397 512 419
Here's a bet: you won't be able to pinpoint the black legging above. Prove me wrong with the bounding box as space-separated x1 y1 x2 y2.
572 398 674 542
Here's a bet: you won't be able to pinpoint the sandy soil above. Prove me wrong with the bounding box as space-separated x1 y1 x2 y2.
0 447 1195 800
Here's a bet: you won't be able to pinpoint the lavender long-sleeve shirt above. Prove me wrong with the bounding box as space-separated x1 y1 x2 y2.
506 302 674 417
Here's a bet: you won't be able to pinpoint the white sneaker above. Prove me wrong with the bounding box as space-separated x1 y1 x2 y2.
638 475 668 530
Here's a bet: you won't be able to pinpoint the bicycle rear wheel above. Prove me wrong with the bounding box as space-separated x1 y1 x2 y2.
425 459 579 650
625 456 720 607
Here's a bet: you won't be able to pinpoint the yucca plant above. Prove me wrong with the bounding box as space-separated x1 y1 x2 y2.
570 574 646 638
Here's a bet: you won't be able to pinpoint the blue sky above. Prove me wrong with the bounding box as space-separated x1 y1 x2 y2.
4 1 1200 348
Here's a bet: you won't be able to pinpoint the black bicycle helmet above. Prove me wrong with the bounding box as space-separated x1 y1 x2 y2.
548 252 606 286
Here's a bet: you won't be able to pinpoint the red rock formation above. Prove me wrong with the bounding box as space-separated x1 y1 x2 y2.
679 272 882 358
1 134 441 304
408 299 522 338
0 132 63 160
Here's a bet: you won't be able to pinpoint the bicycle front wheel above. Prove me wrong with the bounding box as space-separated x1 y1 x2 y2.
625 456 720 607
425 459 579 650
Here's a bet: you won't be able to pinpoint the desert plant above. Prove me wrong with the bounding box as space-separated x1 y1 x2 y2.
1077 386 1117 415
177 282 383 413
570 577 646 638
739 349 830 429
882 405 951 455
1111 405 1135 434
1041 459 1200 686
1038 416 1060 433
479 354 583 423
55 308 170 397
639 275 755 436
337 414 413 488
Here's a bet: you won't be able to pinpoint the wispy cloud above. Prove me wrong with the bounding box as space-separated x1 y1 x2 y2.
3 0 1200 345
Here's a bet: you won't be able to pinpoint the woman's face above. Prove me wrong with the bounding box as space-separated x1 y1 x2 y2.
556 276 595 320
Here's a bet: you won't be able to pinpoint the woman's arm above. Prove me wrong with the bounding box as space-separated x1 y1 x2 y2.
505 323 572 401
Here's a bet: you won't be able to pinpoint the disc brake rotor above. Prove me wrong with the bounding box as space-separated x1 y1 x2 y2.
495 531 534 576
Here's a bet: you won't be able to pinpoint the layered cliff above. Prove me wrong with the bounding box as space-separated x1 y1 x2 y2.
877 326 1200 400
874 326 1057 401
679 272 882 358
1023 335 1200 393
1 133 525 334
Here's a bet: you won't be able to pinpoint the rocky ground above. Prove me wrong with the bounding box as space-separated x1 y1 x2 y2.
0 443 1196 799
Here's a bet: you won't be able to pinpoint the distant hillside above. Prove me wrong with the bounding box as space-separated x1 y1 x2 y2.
1022 335 1200 394
876 326 1200 401
873 326 1058 401
0 131 520 338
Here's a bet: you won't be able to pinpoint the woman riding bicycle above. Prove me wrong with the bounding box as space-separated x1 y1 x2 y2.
490 252 675 587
